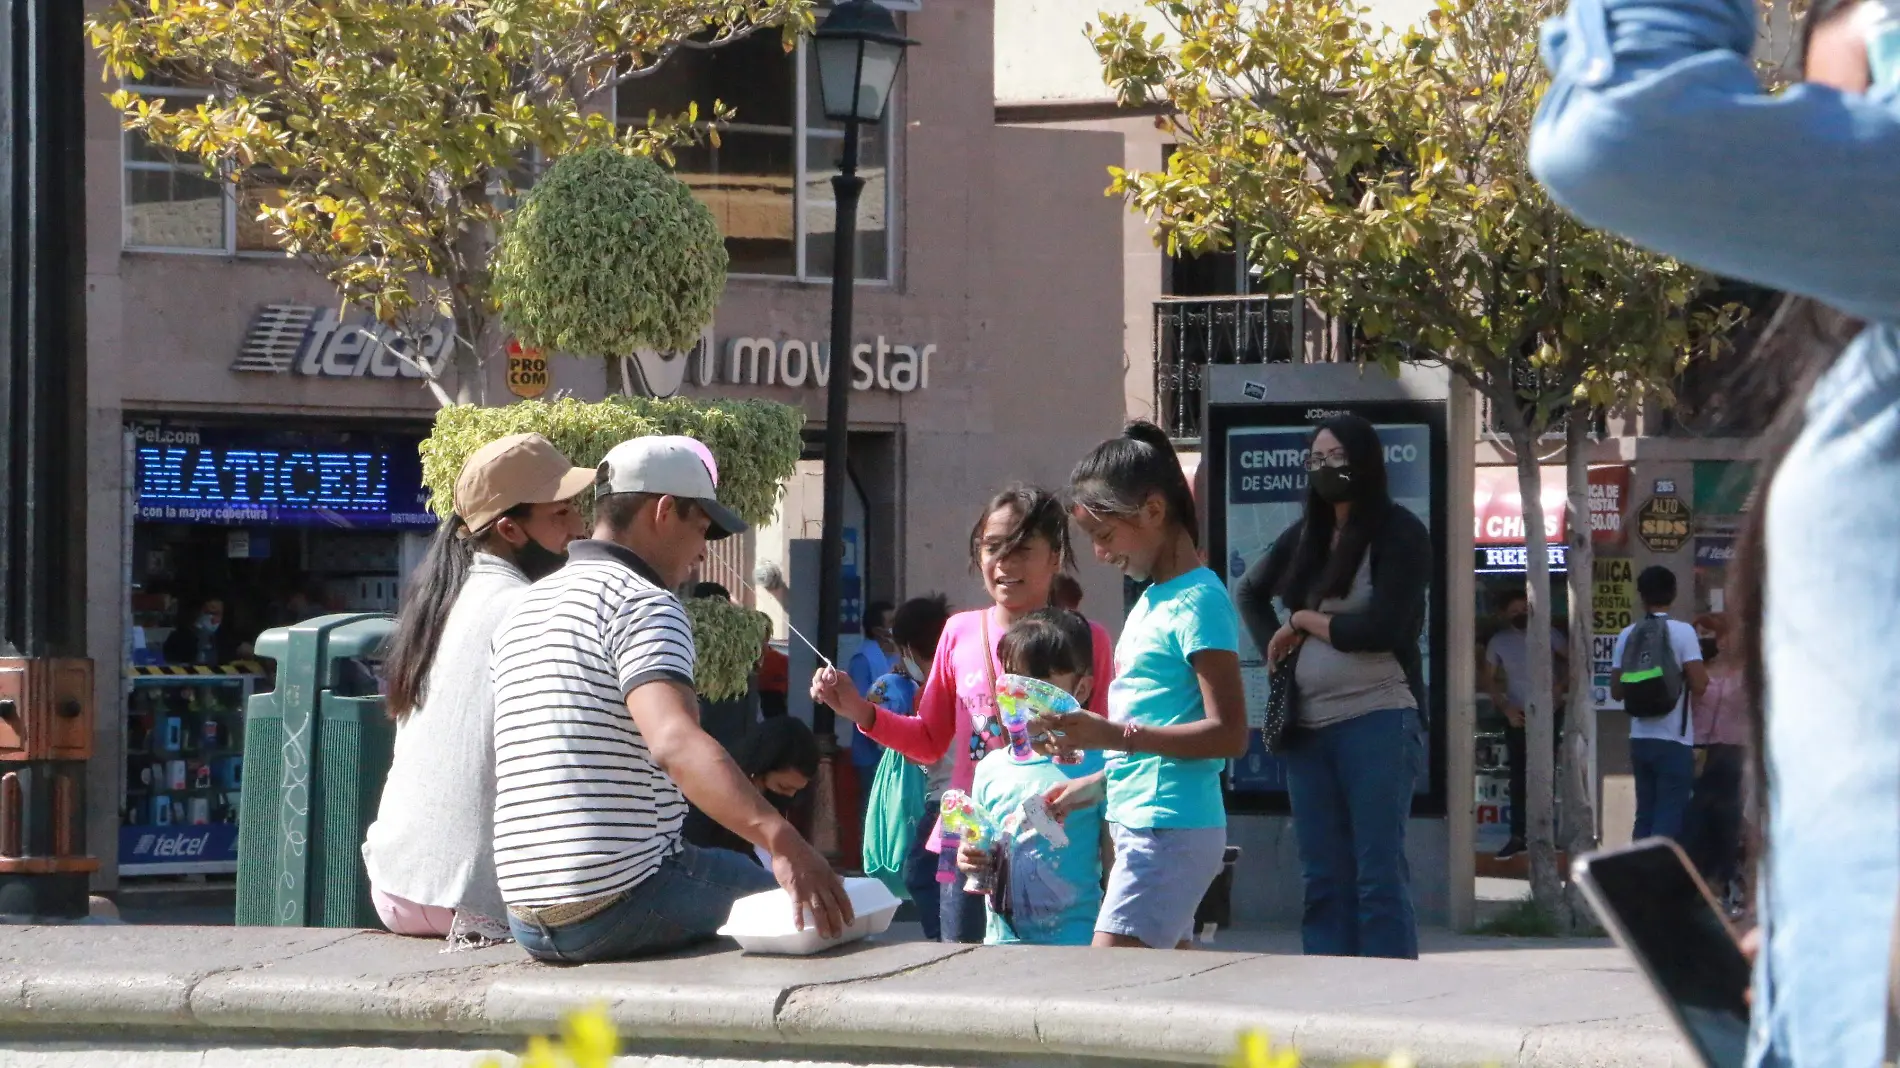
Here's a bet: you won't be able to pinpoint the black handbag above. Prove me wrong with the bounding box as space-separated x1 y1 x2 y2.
1261 644 1301 754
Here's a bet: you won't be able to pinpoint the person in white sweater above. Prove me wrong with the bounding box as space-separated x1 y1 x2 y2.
363 434 591 945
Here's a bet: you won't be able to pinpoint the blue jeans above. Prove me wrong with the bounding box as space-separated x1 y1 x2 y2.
1750 327 1900 1068
1629 738 1695 842
1283 707 1422 960
940 869 987 944
905 800 943 942
508 841 777 963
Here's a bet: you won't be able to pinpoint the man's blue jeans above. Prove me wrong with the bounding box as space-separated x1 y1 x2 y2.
509 840 776 963
1283 706 1422 960
1629 738 1695 842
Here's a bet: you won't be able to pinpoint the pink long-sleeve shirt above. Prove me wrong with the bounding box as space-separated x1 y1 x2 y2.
864 605 1115 803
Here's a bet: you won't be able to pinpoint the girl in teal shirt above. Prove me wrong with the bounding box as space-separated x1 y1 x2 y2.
1039 421 1250 949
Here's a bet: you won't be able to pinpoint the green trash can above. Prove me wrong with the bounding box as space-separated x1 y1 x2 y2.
235 613 397 928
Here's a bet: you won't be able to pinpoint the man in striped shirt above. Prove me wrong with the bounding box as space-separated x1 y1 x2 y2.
491 435 851 962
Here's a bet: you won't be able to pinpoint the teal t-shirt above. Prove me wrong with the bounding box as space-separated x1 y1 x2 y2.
1104 566 1238 829
971 748 1107 946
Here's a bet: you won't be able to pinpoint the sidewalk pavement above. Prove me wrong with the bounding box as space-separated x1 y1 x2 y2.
0 924 1690 1068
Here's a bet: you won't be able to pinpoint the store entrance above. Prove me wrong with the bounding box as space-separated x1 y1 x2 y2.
1472 546 1574 890
120 419 432 884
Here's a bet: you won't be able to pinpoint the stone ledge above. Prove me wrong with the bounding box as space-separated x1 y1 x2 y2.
0 927 1692 1067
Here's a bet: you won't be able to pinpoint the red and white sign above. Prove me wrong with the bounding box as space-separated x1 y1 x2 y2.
1474 465 1633 547
1474 467 1567 546
1587 465 1631 547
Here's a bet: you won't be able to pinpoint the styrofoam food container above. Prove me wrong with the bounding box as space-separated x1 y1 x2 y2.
717 876 902 956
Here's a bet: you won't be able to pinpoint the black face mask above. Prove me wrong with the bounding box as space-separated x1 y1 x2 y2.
1510 613 1529 630
513 537 569 582
1700 638 1719 662
1310 465 1357 504
765 790 796 815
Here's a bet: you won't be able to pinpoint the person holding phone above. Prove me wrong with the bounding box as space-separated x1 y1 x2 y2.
1532 0 1900 1058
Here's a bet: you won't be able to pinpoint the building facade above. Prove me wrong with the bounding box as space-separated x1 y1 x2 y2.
84 0 1129 886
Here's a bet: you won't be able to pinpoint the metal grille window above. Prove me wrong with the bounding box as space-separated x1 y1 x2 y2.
617 34 896 283
1154 295 1332 440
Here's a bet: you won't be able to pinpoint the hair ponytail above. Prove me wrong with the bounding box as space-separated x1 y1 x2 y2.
1069 420 1200 546
384 500 534 722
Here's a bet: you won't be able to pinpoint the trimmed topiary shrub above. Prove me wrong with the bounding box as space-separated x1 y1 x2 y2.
419 395 804 528
682 597 774 701
492 145 727 359
420 396 802 695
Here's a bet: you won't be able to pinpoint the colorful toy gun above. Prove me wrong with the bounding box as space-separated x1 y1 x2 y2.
939 789 1003 894
995 673 1084 764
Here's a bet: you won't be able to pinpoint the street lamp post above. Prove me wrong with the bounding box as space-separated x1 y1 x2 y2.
0 0 98 921
811 2 914 733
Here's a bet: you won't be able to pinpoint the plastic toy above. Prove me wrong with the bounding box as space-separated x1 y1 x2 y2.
938 789 1003 894
995 673 1084 764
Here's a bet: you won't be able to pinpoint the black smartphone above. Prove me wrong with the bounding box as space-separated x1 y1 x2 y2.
1572 838 1751 1068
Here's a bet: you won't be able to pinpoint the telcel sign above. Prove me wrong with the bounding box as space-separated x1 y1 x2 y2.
232 304 450 380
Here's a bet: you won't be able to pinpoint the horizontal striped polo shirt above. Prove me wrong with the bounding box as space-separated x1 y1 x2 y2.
489 539 695 908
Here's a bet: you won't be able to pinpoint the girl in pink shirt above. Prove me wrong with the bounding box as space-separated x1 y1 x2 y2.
813 485 1114 943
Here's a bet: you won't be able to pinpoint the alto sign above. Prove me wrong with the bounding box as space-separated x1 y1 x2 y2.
232 304 450 380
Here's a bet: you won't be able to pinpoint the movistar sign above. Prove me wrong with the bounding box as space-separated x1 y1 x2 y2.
231 303 451 380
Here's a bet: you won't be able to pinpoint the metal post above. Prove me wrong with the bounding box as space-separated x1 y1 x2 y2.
814 120 864 734
0 0 97 921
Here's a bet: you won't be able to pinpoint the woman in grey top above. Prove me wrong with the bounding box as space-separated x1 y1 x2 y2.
1234 414 1430 960
364 434 591 945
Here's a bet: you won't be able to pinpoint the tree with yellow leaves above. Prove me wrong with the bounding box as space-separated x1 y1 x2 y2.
1092 0 1738 924
86 0 813 403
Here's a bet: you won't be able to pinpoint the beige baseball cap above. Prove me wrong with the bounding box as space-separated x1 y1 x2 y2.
597 435 747 541
453 433 594 533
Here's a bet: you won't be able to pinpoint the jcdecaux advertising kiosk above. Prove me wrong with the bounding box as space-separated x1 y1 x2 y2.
1202 363 1476 930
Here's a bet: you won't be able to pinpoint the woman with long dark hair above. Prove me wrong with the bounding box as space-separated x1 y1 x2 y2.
683 716 823 865
1233 414 1431 960
362 434 590 944
1532 0 1898 1057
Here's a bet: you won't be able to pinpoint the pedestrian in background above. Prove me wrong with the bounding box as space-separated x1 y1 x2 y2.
861 594 954 939
683 716 821 867
1686 613 1748 913
1234 414 1431 960
812 485 1115 944
1038 421 1248 950
367 433 591 945
1611 567 1707 844
1532 0 1899 1055
1480 588 1568 862
848 600 899 845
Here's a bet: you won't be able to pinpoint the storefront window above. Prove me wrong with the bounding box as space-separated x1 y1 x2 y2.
618 33 897 283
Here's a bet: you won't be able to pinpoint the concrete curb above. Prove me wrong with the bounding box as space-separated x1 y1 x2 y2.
0 927 1693 1067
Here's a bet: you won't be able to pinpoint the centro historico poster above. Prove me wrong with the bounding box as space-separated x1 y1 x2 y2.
1222 422 1434 796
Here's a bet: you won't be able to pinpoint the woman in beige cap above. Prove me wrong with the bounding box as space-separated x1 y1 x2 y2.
364 433 592 945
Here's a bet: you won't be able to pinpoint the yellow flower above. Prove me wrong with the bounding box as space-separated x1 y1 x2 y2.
1230 1030 1301 1068
487 1007 619 1068
560 1007 618 1068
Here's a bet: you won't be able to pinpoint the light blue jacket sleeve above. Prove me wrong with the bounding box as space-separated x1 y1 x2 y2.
1529 0 1900 323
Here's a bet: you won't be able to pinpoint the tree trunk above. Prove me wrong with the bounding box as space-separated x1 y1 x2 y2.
1562 413 1601 929
1511 424 1563 917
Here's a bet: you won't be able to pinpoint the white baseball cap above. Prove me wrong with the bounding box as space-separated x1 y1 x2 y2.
597 435 748 541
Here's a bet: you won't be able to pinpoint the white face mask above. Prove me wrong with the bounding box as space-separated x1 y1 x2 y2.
903 654 925 680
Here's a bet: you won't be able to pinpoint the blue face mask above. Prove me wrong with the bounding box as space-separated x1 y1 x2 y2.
197 615 218 633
